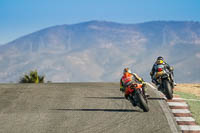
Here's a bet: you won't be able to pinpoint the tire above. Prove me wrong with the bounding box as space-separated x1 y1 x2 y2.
136 91 149 112
130 97 137 107
163 80 173 99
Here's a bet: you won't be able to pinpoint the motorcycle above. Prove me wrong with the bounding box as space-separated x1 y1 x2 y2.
154 65 174 99
126 82 149 112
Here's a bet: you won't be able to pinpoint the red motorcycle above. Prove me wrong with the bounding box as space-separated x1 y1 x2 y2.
126 82 149 112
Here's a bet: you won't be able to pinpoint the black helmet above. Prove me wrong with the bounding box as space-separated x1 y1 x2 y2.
157 56 163 60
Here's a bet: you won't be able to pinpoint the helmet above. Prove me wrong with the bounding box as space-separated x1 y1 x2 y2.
157 56 164 61
123 68 131 74
156 60 164 64
156 56 164 64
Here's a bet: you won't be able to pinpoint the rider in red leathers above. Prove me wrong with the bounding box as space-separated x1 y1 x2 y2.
120 68 147 99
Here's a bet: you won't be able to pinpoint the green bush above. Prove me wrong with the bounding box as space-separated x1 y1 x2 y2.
19 70 45 83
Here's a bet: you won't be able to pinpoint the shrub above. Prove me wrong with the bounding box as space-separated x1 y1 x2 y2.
19 70 45 83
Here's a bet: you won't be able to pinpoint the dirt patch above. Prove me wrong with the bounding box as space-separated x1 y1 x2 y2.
175 83 200 96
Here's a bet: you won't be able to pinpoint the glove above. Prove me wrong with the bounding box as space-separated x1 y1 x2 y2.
150 72 153 76
169 66 174 72
142 82 146 88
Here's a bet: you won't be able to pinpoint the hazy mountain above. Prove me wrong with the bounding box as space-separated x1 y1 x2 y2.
0 20 200 83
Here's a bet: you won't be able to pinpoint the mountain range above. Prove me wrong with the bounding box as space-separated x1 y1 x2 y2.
0 20 200 83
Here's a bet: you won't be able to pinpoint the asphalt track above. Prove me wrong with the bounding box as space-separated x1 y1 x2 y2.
0 83 181 133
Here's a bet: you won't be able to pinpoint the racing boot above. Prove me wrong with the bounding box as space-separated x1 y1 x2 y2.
142 83 150 98
174 82 177 86
120 87 125 92
124 94 129 100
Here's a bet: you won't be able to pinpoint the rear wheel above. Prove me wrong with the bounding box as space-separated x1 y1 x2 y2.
136 91 149 112
163 80 173 99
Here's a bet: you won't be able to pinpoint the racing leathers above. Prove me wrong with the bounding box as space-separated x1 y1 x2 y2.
120 72 146 99
150 61 175 85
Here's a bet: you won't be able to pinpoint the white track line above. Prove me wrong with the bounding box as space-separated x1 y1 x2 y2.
146 83 200 101
179 125 200 131
175 117 195 122
172 97 183 100
146 82 179 133
171 109 190 113
146 82 157 89
182 99 200 102
173 97 200 102
167 102 188 107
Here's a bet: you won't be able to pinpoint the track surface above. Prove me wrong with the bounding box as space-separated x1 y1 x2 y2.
0 83 179 133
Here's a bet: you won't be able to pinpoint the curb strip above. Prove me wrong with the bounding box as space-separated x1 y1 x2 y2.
147 82 200 132
167 95 200 133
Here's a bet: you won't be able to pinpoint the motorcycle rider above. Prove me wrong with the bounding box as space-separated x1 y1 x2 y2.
120 68 148 99
150 56 176 86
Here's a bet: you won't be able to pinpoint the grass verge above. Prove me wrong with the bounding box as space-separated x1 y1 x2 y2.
174 91 200 125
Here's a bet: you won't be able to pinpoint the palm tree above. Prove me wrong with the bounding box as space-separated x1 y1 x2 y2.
19 70 45 83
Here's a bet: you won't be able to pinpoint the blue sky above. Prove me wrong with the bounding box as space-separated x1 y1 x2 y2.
0 0 200 44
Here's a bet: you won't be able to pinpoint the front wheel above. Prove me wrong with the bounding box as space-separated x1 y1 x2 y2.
163 80 173 99
136 91 149 112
